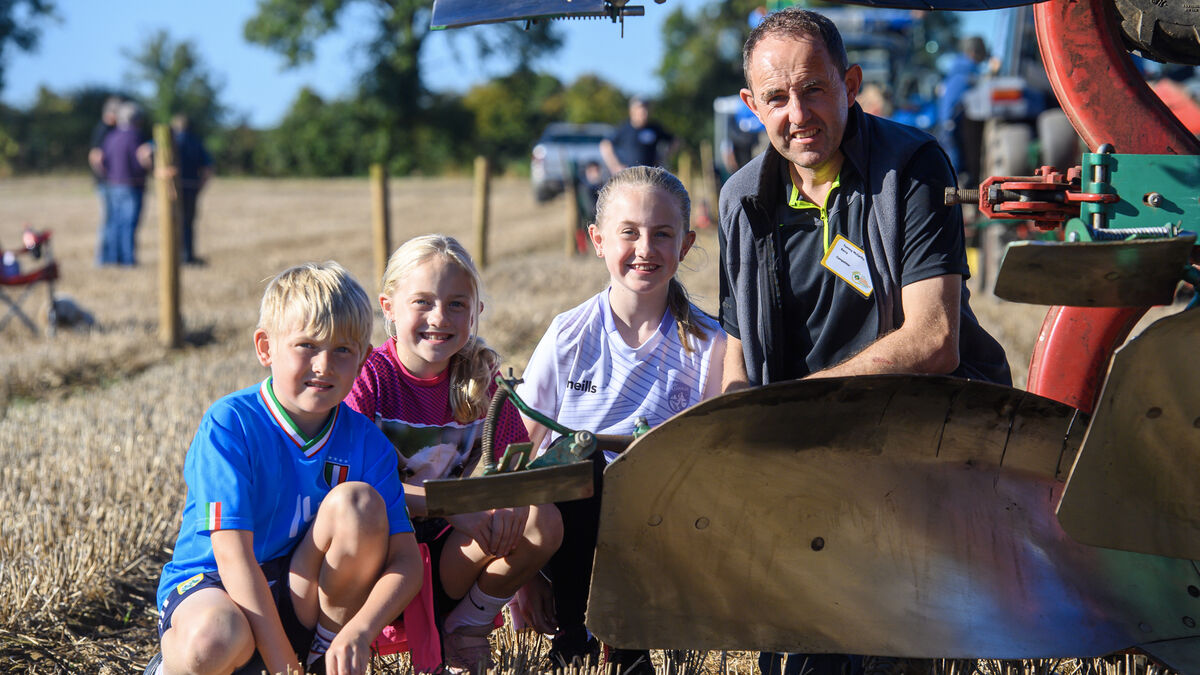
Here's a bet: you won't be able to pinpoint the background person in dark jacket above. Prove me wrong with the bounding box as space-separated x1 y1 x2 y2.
100 102 152 266
718 10 1010 673
171 114 214 265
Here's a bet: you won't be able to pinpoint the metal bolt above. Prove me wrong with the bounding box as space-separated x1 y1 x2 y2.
944 187 980 206
647 514 662 526
1068 231 1079 242
1185 616 1196 629
1139 622 1153 633
1145 192 1164 208
811 537 825 552
694 517 709 530
1147 407 1163 419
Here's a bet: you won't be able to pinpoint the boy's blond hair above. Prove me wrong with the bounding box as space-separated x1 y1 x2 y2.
258 261 373 352
380 235 498 424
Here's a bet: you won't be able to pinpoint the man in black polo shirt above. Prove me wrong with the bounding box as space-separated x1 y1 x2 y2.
717 9 1010 674
719 8 1009 392
599 96 677 173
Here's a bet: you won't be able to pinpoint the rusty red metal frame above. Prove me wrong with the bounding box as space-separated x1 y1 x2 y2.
1027 0 1200 412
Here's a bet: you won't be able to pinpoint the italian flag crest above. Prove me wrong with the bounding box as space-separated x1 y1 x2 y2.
323 461 350 489
205 502 223 531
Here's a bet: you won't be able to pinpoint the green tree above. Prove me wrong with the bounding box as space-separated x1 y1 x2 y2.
655 1 757 153
0 0 55 93
244 0 563 173
123 30 226 136
561 74 627 125
463 71 563 169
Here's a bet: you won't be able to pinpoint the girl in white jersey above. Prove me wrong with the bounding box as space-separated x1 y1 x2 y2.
515 166 726 672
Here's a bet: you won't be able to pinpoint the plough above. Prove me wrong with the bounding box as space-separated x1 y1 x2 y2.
426 0 1200 671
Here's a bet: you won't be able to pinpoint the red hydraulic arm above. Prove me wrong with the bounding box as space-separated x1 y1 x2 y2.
1028 0 1200 412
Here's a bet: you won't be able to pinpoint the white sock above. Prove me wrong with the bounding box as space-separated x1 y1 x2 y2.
443 583 513 634
307 622 338 666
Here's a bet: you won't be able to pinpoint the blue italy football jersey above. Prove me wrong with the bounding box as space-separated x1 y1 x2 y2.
157 378 413 609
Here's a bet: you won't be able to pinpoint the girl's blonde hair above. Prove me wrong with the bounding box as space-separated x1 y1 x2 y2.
594 165 709 353
380 234 498 424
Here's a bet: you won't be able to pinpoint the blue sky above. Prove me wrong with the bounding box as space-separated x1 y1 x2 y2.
2 1 1004 128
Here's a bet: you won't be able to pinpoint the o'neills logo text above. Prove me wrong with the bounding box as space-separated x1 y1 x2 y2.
567 379 598 393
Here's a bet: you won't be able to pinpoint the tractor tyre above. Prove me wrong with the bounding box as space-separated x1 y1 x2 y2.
1036 108 1082 171
982 120 1033 179
1114 0 1200 65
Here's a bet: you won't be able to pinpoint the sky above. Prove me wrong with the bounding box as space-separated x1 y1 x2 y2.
1 1 1004 128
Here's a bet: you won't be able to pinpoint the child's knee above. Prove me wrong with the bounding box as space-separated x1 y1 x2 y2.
526 504 564 551
165 597 254 673
321 481 388 534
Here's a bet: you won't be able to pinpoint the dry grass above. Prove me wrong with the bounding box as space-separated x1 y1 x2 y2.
0 175 1163 673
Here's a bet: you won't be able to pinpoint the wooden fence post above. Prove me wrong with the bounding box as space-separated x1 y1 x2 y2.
677 150 694 227
369 163 391 285
153 123 180 349
700 140 717 227
473 156 490 268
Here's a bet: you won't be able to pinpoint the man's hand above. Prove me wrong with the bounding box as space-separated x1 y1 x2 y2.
722 336 750 392
512 574 558 635
810 274 962 378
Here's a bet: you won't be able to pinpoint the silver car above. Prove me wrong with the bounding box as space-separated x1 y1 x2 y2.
530 122 615 203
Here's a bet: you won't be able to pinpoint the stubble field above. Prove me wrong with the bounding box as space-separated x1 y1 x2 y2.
0 174 1097 673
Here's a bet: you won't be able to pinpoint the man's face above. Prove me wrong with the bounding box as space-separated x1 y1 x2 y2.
740 34 861 175
629 101 649 128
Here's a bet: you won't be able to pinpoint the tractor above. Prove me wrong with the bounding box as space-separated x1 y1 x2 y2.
427 0 1200 671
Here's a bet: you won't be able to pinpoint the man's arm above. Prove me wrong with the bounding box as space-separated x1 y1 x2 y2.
808 274 961 378
88 148 105 177
599 138 623 175
325 531 423 674
211 529 304 674
722 335 750 392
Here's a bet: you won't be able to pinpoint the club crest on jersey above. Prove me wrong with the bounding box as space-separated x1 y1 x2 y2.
177 573 204 595
668 382 691 413
323 461 350 488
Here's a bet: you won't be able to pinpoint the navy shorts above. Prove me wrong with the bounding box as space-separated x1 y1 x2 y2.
157 552 314 669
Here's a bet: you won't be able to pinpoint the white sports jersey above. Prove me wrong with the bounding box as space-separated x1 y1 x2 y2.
517 289 726 462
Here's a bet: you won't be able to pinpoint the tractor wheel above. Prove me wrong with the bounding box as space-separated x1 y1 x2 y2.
1114 0 1200 65
1036 108 1082 171
982 120 1032 179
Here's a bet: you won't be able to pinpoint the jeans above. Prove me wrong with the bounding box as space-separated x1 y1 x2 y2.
94 183 113 265
105 184 144 265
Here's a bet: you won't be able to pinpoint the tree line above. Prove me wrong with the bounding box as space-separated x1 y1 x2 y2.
0 0 960 178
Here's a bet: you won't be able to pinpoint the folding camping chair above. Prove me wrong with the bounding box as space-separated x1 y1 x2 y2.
0 228 58 336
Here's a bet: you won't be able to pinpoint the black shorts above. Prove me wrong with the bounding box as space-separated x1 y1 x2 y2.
413 517 459 621
157 552 314 670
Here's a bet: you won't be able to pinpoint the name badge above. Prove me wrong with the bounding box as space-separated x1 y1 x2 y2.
820 234 874 298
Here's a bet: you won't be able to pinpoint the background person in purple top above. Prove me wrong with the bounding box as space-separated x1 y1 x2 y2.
99 102 152 266
87 96 121 265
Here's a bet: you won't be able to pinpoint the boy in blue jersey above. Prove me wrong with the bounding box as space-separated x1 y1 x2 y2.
152 261 421 675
